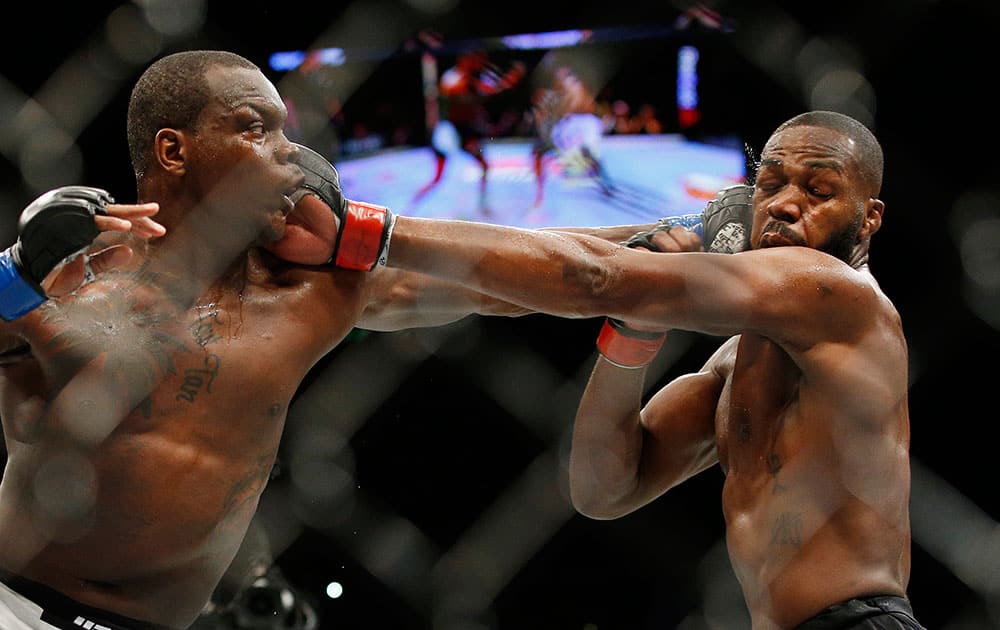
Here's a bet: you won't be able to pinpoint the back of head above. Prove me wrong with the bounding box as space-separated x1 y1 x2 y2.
773 110 884 197
127 50 260 180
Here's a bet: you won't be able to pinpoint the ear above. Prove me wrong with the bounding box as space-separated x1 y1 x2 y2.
858 197 884 241
153 128 187 175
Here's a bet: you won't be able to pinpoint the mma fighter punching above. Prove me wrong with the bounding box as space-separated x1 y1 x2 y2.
0 49 706 629
0 48 821 630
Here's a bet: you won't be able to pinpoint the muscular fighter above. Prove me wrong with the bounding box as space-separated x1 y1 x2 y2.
378 111 925 629
1 48 919 629
0 50 651 630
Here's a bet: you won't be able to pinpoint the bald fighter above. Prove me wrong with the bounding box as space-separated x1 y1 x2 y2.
0 50 653 630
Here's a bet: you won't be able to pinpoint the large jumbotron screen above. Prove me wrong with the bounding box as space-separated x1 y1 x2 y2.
270 25 749 229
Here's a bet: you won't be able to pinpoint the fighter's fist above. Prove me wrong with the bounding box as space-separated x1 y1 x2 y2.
0 189 163 319
1 187 151 320
271 144 394 270
621 219 703 253
14 186 111 285
701 184 752 254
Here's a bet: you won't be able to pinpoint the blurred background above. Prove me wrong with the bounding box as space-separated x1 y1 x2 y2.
1 1 998 628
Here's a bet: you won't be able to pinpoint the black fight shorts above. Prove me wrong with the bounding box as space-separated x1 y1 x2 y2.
795 594 928 630
0 569 175 630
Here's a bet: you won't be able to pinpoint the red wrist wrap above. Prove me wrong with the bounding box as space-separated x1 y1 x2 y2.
335 200 392 271
596 318 666 368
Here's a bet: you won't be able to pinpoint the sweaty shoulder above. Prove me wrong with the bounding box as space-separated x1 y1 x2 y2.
732 247 893 350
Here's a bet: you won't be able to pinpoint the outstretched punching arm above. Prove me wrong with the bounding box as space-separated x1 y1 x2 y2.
273 143 663 330
356 222 664 331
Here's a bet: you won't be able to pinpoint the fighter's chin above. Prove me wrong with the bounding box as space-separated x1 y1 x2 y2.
758 233 790 248
758 230 804 248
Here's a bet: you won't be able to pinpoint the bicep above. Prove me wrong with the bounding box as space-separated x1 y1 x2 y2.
634 347 728 493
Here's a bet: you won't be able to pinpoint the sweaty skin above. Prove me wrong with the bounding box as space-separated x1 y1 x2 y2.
0 58 655 628
383 125 911 629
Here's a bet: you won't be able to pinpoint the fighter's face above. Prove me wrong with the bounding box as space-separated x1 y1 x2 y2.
750 126 870 263
186 65 302 247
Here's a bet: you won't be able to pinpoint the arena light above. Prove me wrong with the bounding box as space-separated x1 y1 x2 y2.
270 51 307 72
499 29 593 50
269 47 347 72
677 44 702 128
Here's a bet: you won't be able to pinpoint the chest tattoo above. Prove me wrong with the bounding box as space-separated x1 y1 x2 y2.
770 512 803 548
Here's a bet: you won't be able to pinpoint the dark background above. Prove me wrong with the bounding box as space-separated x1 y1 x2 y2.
1 1 998 629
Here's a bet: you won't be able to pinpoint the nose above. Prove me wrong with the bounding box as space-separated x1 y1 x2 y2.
765 186 804 223
277 136 300 165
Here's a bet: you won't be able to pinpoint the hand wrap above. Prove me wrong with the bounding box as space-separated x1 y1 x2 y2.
594 221 676 368
596 318 666 368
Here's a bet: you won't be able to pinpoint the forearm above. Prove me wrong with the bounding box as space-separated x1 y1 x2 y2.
358 268 532 331
569 358 650 519
386 216 624 318
361 221 653 330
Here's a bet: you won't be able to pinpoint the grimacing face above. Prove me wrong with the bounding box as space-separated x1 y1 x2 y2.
750 125 871 263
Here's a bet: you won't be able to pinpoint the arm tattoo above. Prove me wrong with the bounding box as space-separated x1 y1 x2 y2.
732 406 751 443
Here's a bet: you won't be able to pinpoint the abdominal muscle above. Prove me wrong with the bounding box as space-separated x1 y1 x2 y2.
0 353 293 627
721 459 907 629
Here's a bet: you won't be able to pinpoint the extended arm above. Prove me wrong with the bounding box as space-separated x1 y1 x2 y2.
356 223 659 331
385 215 870 350
287 147 841 347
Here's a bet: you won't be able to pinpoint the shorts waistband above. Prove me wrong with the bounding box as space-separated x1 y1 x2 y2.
0 568 177 630
795 594 917 630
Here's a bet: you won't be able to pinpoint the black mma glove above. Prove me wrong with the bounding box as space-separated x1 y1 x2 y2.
598 184 753 366
292 143 395 271
621 183 753 254
701 183 752 254
0 186 111 321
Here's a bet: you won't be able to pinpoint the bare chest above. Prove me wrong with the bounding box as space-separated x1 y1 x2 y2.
716 335 802 483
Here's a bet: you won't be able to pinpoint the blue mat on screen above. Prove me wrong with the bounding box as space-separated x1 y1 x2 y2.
336 133 746 229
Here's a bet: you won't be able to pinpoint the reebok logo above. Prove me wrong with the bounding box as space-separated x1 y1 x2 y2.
73 616 113 630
